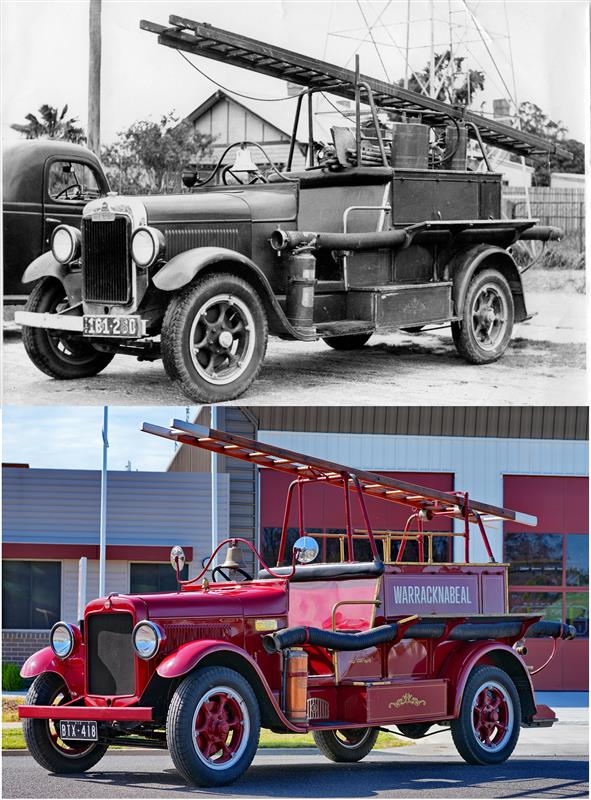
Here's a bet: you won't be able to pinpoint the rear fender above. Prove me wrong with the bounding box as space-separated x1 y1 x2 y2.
20 646 85 699
21 251 82 306
439 641 536 722
152 246 315 341
156 639 303 732
446 244 527 322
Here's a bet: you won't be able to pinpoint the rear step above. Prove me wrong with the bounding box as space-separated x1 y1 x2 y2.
316 320 374 338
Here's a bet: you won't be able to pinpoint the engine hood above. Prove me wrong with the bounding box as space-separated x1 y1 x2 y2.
142 191 251 225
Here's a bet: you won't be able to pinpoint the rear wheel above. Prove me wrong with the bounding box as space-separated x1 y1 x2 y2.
451 269 514 364
323 333 372 351
22 278 114 379
451 665 520 765
313 727 379 762
22 672 108 773
161 273 268 402
166 666 260 787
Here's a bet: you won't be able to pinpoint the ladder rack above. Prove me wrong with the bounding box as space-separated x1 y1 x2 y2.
141 15 570 160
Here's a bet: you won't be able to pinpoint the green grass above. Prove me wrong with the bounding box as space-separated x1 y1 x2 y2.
2 725 408 752
2 697 24 723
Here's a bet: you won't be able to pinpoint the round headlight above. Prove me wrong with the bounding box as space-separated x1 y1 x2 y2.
132 621 164 660
50 622 75 659
51 226 81 264
131 227 164 268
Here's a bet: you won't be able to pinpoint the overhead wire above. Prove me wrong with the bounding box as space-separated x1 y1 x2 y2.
356 0 392 81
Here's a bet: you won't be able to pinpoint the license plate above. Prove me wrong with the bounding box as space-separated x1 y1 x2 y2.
83 315 141 337
58 720 98 741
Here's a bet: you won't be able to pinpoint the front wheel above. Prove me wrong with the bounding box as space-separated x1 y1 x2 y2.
166 666 261 787
22 673 108 773
22 278 114 379
450 665 521 765
451 269 514 364
161 273 268 402
313 727 379 763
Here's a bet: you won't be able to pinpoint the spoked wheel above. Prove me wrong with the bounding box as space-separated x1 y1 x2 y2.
22 673 108 773
162 273 268 402
313 726 379 762
167 666 260 786
22 278 114 379
451 269 514 364
451 665 520 765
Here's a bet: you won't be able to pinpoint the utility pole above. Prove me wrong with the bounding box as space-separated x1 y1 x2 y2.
99 406 109 597
88 0 101 155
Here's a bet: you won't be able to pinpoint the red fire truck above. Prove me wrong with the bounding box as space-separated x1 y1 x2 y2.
19 421 574 787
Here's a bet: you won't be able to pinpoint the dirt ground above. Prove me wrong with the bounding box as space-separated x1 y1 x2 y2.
3 274 586 407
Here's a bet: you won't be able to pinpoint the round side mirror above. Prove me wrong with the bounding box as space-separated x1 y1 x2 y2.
293 536 319 564
170 545 186 573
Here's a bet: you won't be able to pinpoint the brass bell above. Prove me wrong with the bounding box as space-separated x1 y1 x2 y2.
230 146 258 173
221 540 243 570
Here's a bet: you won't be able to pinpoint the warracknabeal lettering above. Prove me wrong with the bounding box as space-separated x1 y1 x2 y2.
14 14 567 403
18 422 575 788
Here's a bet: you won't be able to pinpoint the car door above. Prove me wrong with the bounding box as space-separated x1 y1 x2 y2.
42 157 104 251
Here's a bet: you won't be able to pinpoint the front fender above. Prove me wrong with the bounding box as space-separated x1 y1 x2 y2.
153 246 316 341
20 646 85 698
446 244 528 323
439 641 536 721
156 639 304 733
21 251 82 306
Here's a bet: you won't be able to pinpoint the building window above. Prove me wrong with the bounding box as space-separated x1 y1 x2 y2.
129 563 188 595
505 532 588 638
2 561 61 629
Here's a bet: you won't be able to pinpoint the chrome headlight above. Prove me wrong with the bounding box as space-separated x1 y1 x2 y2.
130 226 164 268
51 225 81 264
132 621 165 660
50 622 76 659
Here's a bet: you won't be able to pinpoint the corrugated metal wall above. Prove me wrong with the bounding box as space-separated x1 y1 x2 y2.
247 407 588 440
2 467 229 553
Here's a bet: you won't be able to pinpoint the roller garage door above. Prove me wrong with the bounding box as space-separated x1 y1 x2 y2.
504 475 588 691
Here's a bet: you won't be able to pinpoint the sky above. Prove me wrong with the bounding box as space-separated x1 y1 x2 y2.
1 0 588 146
2 406 199 471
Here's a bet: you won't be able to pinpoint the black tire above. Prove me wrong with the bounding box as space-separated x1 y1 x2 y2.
323 333 372 350
22 673 108 773
22 278 115 379
312 727 379 763
166 666 261 787
451 269 514 364
450 665 521 765
161 273 268 402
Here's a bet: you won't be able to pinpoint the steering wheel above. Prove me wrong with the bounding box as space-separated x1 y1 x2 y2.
221 166 267 186
55 184 83 200
211 565 253 583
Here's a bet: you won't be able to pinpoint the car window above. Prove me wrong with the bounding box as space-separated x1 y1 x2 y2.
47 160 102 202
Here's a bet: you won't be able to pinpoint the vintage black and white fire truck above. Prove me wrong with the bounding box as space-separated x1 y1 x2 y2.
15 16 566 402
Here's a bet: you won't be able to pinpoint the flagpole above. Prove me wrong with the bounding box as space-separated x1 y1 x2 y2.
99 405 109 597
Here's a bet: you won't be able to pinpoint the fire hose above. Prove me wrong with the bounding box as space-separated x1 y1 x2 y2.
262 619 576 654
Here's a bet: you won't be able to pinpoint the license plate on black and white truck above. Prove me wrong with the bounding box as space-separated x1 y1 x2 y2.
83 315 143 337
59 720 98 741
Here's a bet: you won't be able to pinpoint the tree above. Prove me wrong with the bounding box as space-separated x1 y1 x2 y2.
101 112 215 195
398 51 485 106
11 104 86 143
517 101 584 186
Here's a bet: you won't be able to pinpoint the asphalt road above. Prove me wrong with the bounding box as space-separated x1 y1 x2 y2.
2 290 587 406
2 749 588 799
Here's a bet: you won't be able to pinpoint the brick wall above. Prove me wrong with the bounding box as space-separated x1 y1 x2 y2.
2 631 50 666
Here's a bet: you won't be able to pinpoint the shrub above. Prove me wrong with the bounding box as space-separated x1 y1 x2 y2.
2 663 23 692
539 243 584 270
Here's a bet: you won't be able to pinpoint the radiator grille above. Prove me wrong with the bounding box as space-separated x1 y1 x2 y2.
87 613 135 696
82 217 131 304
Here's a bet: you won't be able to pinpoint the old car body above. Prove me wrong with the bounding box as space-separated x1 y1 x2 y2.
19 421 575 787
3 140 110 300
14 19 564 401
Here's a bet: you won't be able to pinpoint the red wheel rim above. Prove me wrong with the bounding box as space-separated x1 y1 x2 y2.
334 728 372 748
471 680 514 752
192 686 249 770
48 690 96 758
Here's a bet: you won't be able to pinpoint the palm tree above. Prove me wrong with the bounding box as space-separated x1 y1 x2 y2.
11 104 86 143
